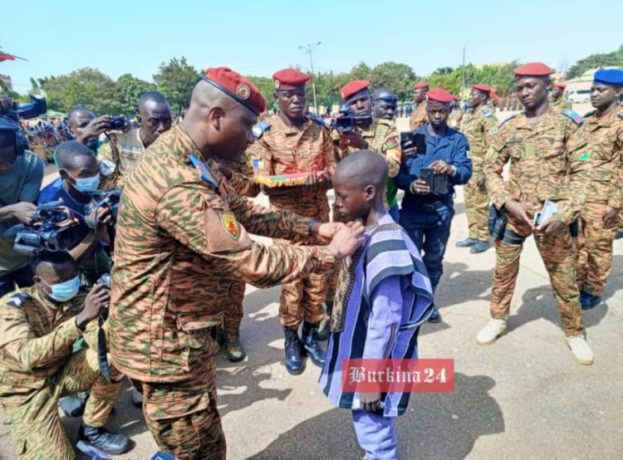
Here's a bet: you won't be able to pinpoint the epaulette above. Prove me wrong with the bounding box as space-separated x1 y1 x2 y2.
498 113 518 127
251 120 271 140
308 114 330 129
618 112 623 120
584 110 597 118
6 293 29 308
481 106 493 118
561 109 584 126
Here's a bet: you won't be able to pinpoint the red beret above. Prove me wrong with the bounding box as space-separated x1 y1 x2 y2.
340 80 370 100
412 81 429 89
514 62 554 77
272 68 310 89
554 82 566 89
426 88 454 104
472 83 493 95
202 67 266 115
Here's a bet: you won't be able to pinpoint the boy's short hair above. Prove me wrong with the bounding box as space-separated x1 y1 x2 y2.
54 140 95 169
334 149 388 189
30 250 76 274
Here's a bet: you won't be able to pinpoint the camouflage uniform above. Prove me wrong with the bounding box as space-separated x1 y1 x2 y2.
0 287 121 460
248 113 336 329
460 105 498 241
409 102 427 130
223 153 261 336
109 125 336 459
551 98 572 111
98 128 147 189
484 107 590 337
575 110 623 296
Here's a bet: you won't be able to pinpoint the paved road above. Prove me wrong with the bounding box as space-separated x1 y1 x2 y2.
1 127 622 459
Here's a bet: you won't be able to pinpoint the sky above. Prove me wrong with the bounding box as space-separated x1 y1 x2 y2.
2 0 622 93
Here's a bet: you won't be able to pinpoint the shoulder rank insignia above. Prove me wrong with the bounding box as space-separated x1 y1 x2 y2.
618 112 623 120
308 113 330 129
220 211 240 239
189 154 219 188
252 121 271 140
498 113 518 127
7 293 29 308
584 110 597 118
482 106 493 118
561 109 584 126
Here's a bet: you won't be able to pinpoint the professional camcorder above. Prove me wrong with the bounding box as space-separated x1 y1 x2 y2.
0 95 48 121
332 105 372 133
107 115 130 131
7 202 82 255
84 190 121 229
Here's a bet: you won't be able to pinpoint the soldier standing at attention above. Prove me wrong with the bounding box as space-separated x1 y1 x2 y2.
456 83 498 254
372 87 398 121
574 69 623 310
108 67 363 460
476 62 593 365
550 82 571 110
409 81 429 130
248 68 336 374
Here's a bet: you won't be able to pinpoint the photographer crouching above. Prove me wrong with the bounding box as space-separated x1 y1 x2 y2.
0 113 44 297
0 250 131 458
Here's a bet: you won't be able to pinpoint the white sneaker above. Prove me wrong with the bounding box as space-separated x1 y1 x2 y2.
565 336 594 365
476 318 507 345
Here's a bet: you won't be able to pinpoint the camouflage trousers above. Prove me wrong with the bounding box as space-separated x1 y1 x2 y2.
463 176 490 241
490 218 584 336
576 204 617 296
3 349 122 460
141 359 225 460
223 280 245 335
273 195 331 329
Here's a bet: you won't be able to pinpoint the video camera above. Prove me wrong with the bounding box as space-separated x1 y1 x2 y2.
84 190 121 230
7 202 83 255
332 104 372 133
0 95 48 121
107 115 130 131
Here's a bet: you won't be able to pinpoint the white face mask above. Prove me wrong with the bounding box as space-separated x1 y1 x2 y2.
70 172 101 193
43 275 81 302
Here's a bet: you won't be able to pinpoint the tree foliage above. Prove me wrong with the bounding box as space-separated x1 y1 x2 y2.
566 45 623 79
115 73 156 116
153 57 200 113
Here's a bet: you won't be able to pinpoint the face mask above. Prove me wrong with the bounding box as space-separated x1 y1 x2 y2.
44 275 81 302
72 173 101 193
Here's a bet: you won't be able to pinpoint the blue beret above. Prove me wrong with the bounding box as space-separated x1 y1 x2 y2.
593 68 623 86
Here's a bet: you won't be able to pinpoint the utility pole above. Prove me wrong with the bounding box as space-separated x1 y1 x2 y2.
461 47 466 97
299 42 321 113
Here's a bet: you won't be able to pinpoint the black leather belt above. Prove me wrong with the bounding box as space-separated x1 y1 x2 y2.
421 201 447 213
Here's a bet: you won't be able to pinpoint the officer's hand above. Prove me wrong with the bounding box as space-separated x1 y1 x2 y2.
410 179 431 195
602 205 619 228
360 392 382 412
536 216 565 235
216 163 233 181
429 160 453 176
327 221 365 259
77 116 112 145
76 284 109 330
503 200 534 228
313 222 346 242
340 131 369 150
8 202 37 224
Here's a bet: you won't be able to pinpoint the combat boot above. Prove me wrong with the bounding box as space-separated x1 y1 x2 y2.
476 318 507 345
471 240 491 254
59 391 88 417
580 292 602 310
316 301 334 341
456 237 478 247
302 321 326 367
565 335 593 365
78 424 131 455
223 331 247 362
283 327 304 375
427 306 442 323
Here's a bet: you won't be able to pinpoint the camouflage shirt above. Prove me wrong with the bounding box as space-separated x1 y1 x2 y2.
484 107 590 224
98 128 147 189
228 152 261 198
460 105 498 172
109 125 335 383
572 110 623 208
0 287 97 408
409 103 427 130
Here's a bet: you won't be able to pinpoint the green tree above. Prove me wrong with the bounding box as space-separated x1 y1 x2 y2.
369 62 417 100
247 75 275 111
153 57 200 113
40 68 120 114
115 73 156 116
566 45 623 79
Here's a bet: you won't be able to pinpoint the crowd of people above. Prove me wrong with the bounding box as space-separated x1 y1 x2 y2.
0 60 621 460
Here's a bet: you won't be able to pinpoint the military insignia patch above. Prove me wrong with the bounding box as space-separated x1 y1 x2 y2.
220 212 240 239
577 150 591 161
236 83 251 100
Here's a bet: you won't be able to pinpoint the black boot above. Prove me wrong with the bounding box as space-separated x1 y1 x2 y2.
79 424 131 455
59 392 88 417
283 327 304 375
302 321 326 367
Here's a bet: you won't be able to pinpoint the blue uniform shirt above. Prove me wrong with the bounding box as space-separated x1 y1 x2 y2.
396 123 472 211
38 177 92 243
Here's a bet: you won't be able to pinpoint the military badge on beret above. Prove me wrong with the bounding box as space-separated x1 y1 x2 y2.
236 83 251 100
220 211 241 239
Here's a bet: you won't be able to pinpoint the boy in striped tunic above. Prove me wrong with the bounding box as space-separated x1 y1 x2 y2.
320 150 434 459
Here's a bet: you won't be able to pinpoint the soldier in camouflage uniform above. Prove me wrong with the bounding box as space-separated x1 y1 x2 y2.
477 62 594 365
0 251 129 459
456 83 499 253
108 67 363 460
550 82 572 111
247 68 336 374
409 81 429 130
574 69 623 310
